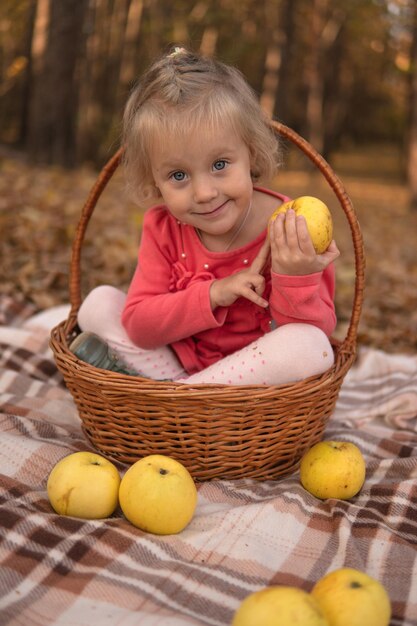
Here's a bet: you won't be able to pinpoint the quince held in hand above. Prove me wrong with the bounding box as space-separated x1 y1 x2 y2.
47 451 121 519
300 440 366 500
118 454 198 535
311 568 391 626
270 196 333 254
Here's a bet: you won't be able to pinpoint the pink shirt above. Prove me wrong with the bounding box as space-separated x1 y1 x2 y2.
122 187 337 375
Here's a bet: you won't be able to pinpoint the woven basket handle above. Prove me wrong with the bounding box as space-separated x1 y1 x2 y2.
67 121 365 354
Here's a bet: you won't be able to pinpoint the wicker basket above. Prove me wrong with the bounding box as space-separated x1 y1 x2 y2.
50 121 365 481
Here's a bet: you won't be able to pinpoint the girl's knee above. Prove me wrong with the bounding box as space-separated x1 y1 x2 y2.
266 323 334 379
82 285 125 308
298 324 334 374
78 285 126 333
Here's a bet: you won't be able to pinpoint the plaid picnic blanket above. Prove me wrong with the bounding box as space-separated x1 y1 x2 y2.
0 295 416 626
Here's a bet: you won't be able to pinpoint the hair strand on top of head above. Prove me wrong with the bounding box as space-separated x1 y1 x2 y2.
168 46 187 58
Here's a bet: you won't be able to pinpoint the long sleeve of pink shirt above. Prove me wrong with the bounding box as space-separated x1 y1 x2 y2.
269 268 336 338
122 191 336 374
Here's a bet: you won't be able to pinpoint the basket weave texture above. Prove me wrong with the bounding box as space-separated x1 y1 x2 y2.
50 122 365 481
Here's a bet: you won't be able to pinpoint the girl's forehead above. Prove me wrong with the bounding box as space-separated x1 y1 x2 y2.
151 119 243 151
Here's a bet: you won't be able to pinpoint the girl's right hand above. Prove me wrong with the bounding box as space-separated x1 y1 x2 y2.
270 208 340 275
209 238 270 309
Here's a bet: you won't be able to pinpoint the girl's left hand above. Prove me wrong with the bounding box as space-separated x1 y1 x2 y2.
208 236 271 309
270 208 340 275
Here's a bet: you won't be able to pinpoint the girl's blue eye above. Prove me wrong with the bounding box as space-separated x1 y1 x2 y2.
213 160 226 171
172 171 186 181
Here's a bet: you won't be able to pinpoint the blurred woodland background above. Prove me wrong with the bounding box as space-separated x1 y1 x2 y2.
1 0 417 353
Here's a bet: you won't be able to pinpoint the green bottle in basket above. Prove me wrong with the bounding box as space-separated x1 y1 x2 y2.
70 332 139 376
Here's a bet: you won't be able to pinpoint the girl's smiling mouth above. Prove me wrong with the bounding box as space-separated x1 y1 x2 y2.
193 200 229 217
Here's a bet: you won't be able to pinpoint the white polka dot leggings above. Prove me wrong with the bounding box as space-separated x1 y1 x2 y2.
77 285 335 386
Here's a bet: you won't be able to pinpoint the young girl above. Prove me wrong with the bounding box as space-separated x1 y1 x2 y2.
71 47 340 386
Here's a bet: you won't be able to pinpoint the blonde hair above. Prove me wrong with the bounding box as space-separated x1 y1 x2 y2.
123 48 281 204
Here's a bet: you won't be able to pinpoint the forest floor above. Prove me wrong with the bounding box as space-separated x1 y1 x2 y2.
1 142 416 354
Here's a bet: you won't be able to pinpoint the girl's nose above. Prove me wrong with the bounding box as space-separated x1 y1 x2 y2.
192 176 218 203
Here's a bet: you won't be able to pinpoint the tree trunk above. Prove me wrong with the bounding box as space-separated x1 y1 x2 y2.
27 0 88 166
274 0 296 124
407 0 417 209
260 0 295 120
199 26 218 56
119 0 144 88
304 0 346 157
260 0 282 118
305 0 328 154
18 0 38 148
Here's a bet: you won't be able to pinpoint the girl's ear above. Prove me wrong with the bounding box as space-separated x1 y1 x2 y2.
249 147 259 181
140 182 162 205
